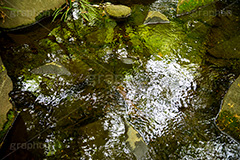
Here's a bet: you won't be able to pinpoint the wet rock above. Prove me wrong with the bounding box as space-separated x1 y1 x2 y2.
144 11 169 25
208 35 240 59
0 57 13 129
0 0 65 29
206 9 240 60
31 62 71 76
104 4 131 18
216 76 240 142
124 120 149 160
177 0 215 16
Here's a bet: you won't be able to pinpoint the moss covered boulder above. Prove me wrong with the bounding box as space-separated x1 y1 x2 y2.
0 0 65 29
177 0 216 15
0 57 13 128
216 76 240 142
105 4 131 18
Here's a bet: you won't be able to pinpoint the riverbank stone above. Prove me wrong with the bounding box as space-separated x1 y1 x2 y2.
104 4 131 18
0 57 13 129
216 75 240 142
0 0 65 29
144 11 169 25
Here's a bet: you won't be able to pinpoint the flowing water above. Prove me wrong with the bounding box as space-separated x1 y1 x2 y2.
0 0 240 159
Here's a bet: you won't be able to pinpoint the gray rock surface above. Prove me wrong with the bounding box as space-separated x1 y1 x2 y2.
0 57 13 129
0 0 65 29
124 120 149 160
31 62 71 76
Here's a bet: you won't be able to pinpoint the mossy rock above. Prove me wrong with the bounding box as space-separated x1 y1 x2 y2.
0 0 65 29
216 75 240 142
177 0 216 15
0 57 13 137
105 4 131 18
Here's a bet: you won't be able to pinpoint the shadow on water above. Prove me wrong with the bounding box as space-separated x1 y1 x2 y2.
0 0 240 159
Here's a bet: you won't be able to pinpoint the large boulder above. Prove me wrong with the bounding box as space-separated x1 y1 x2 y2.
216 76 240 142
0 0 65 29
0 57 13 129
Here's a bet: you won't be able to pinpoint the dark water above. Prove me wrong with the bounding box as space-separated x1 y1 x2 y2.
0 0 240 159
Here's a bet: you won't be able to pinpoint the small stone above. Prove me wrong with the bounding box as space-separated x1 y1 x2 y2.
105 4 131 18
144 11 170 25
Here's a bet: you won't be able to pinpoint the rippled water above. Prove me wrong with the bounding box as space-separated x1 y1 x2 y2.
0 0 240 159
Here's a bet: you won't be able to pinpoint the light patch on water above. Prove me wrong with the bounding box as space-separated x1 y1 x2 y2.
123 58 197 139
21 76 42 92
117 48 128 58
149 0 178 17
179 140 240 159
79 111 132 159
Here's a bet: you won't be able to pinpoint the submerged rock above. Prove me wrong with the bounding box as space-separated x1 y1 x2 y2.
0 57 13 129
177 0 215 16
104 4 131 18
0 0 65 29
216 76 240 142
144 11 169 25
124 120 149 160
208 35 240 59
31 62 71 76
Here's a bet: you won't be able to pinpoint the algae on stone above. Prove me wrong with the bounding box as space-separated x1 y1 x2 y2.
177 0 216 15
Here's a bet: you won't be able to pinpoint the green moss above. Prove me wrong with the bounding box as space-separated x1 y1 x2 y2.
177 0 216 15
0 64 5 73
0 110 16 144
35 10 53 22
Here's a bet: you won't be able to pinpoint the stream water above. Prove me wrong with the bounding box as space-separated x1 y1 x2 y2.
0 0 240 159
